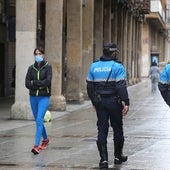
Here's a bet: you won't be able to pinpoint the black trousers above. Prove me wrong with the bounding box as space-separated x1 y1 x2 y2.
94 96 124 143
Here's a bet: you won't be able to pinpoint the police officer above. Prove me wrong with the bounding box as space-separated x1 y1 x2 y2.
158 63 170 106
86 43 129 168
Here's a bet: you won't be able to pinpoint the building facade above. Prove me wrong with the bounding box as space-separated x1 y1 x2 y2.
0 0 169 119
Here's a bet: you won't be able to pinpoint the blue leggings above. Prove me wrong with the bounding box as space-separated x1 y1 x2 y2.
30 96 50 146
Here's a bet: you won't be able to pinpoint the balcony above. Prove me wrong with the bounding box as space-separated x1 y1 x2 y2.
150 0 166 21
145 0 166 30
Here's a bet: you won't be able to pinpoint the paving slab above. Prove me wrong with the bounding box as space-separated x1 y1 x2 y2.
0 79 170 170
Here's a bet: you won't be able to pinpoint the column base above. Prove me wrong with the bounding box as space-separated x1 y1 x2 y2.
49 95 66 111
11 101 33 120
66 92 84 104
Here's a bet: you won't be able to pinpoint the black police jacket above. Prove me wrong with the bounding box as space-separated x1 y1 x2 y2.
25 60 52 96
86 55 129 106
158 82 170 107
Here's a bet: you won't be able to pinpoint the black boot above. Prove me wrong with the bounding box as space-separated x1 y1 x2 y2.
96 141 108 169
114 141 128 165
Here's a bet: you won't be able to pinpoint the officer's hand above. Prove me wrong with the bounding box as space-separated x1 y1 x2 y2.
122 105 129 116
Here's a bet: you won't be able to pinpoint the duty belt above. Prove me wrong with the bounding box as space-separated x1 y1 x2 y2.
100 94 116 97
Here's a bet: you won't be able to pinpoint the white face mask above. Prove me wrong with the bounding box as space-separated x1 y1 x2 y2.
35 55 43 63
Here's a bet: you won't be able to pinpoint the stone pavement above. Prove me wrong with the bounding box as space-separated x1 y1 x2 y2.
0 78 170 170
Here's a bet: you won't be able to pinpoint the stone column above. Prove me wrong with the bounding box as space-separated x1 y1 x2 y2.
66 0 83 103
141 23 150 77
120 8 125 62
136 21 141 80
82 0 94 98
103 0 111 43
131 17 135 79
127 14 133 84
122 10 128 68
111 1 118 43
94 0 103 59
11 0 37 119
45 0 66 111
137 22 143 80
117 7 122 61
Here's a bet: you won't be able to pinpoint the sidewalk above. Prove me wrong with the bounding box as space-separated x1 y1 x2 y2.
0 78 170 170
0 78 161 131
0 96 92 132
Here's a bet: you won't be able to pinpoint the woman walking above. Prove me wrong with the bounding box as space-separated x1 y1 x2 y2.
25 47 52 154
148 61 160 93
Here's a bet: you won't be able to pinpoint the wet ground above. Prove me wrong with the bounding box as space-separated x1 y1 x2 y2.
0 79 170 170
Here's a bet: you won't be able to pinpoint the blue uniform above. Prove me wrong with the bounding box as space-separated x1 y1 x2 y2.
158 64 170 106
87 60 126 82
86 56 129 143
159 64 170 83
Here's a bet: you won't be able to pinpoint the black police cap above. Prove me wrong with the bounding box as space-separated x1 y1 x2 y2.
103 43 118 52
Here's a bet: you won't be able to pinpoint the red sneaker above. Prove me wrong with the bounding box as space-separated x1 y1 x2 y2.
39 138 50 150
31 145 40 154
